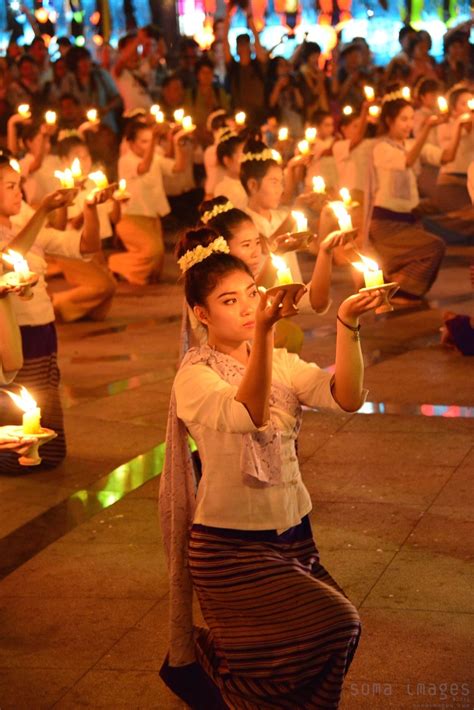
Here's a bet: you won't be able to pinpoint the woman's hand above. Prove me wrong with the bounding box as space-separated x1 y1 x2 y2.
0 431 38 454
338 290 384 326
320 228 358 254
255 287 286 331
40 188 78 212
85 184 116 206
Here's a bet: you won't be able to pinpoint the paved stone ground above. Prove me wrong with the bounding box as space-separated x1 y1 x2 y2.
0 243 472 710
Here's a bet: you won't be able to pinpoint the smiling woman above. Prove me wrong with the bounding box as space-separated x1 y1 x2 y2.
159 224 385 709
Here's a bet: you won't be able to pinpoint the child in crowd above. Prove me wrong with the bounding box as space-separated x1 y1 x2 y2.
160 226 383 709
110 120 188 284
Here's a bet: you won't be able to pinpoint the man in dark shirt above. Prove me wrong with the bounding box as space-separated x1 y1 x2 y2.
223 2 268 127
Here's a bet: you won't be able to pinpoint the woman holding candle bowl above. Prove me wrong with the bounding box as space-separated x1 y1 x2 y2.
0 155 110 473
159 227 384 709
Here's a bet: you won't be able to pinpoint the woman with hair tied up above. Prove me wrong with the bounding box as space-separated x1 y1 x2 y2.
368 88 469 304
159 226 384 710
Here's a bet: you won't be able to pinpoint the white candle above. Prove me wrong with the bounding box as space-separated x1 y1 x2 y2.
173 108 184 124
291 210 308 233
352 255 384 288
297 139 310 155
339 187 351 206
155 110 165 124
305 126 317 142
235 111 246 126
330 201 353 231
278 126 289 141
54 169 75 189
312 176 326 193
271 254 292 285
6 386 42 435
18 103 31 118
364 86 375 102
45 110 57 125
182 115 195 132
150 104 161 117
71 158 82 182
437 96 448 113
342 105 353 116
88 170 108 189
2 249 31 281
369 105 381 118
86 108 98 122
468 98 474 111
401 86 411 100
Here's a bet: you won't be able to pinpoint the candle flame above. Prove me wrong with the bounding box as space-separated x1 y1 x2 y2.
271 149 282 164
86 108 98 122
342 105 353 116
88 170 108 188
401 86 411 100
71 158 82 178
173 108 184 123
270 253 288 271
352 254 380 273
437 96 448 113
368 105 381 117
18 103 30 116
305 126 317 142
468 98 474 111
339 187 351 205
150 104 161 116
9 159 21 173
5 386 37 413
235 111 246 125
45 110 57 124
297 139 310 155
364 86 375 101
312 176 325 192
278 127 289 141
2 249 28 269
182 115 194 131
119 178 126 191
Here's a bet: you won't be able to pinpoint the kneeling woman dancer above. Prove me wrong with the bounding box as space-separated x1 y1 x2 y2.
160 228 382 709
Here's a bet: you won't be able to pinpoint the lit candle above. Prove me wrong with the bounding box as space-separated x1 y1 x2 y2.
305 126 317 142
235 111 246 126
150 104 161 117
297 139 310 155
271 149 282 164
352 255 384 288
173 108 184 124
88 170 108 190
364 86 375 102
155 110 165 124
271 254 292 285
291 210 308 233
278 126 289 141
368 105 381 118
18 103 31 118
468 98 474 111
342 105 353 116
339 187 351 206
401 86 411 100
71 158 82 183
54 168 75 189
312 176 326 193
86 108 98 123
437 96 448 113
330 201 353 231
45 110 57 125
2 249 31 282
6 386 42 435
182 115 195 132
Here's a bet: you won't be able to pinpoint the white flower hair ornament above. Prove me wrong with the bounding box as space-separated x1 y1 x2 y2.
241 148 277 163
178 236 230 273
382 87 412 104
201 201 234 224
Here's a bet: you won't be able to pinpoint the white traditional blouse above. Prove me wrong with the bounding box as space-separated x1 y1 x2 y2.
175 347 349 532
214 175 248 211
438 120 474 176
118 150 175 218
333 138 375 194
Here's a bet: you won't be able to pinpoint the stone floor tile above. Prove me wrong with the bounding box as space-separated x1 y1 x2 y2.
0 668 81 709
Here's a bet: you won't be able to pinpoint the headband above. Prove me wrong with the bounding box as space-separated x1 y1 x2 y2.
381 87 411 104
241 148 276 163
178 236 230 273
201 200 234 224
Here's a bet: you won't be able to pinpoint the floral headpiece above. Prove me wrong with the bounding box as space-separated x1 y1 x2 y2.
201 200 234 224
178 236 230 273
57 129 83 143
381 88 411 104
241 148 276 163
217 129 238 145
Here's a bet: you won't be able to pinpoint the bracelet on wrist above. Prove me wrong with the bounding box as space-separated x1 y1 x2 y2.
337 314 361 341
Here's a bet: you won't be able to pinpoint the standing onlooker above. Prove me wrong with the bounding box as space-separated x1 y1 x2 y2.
185 57 230 148
297 42 330 120
113 31 155 113
440 32 470 88
267 57 303 137
223 3 268 126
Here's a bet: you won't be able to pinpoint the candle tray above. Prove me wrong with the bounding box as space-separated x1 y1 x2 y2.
359 281 399 314
266 282 306 317
1 425 57 466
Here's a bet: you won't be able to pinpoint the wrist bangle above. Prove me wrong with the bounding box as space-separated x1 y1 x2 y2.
337 314 361 341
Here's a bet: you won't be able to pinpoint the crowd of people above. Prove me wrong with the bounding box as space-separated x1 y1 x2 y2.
0 10 473 708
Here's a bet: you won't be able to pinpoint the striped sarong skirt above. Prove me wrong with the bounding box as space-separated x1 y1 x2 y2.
0 322 66 473
188 516 361 709
369 211 446 297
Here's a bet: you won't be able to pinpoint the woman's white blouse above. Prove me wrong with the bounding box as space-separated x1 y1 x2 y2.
119 150 175 218
438 121 474 175
333 138 374 193
373 140 441 213
175 348 347 532
214 175 248 211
